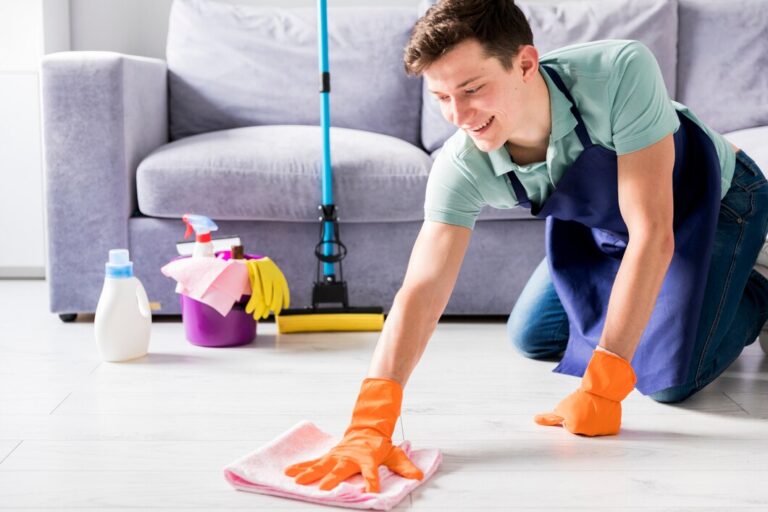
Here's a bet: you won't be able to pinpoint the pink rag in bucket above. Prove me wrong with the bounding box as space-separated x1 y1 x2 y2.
161 257 250 316
223 420 442 510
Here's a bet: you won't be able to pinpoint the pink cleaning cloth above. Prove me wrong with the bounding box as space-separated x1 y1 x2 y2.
223 420 442 510
161 258 250 316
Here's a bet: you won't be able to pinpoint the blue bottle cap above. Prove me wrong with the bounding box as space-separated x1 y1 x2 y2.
105 249 134 278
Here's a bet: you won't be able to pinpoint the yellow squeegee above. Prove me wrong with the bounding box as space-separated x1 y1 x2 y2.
274 214 385 333
275 0 383 334
274 202 385 334
277 308 384 334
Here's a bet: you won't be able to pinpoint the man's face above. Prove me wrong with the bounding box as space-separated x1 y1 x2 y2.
423 38 534 153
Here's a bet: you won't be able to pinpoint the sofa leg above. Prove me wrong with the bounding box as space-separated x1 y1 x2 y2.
59 313 77 323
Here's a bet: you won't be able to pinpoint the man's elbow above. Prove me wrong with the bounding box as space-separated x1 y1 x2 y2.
629 221 675 260
657 230 675 262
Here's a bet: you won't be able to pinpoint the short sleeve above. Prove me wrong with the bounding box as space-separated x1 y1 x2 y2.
609 41 680 155
423 149 485 230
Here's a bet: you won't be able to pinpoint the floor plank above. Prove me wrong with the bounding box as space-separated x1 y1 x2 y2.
1 279 767 509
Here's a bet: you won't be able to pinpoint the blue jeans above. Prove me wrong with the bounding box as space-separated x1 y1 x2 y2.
507 150 768 403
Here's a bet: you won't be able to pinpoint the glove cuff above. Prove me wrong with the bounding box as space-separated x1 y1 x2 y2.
345 377 403 439
581 350 636 402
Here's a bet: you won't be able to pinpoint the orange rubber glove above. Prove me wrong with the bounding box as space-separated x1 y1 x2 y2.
284 377 424 493
534 349 637 436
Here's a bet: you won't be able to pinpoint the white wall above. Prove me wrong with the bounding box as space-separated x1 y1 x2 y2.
70 0 173 59
0 0 70 278
70 0 423 59
2 0 422 278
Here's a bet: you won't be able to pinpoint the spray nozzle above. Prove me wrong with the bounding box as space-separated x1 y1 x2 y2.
182 214 219 241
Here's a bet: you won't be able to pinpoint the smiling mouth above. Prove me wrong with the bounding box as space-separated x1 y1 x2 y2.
467 116 494 134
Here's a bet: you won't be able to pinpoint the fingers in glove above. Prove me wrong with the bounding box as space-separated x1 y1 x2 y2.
383 446 424 481
317 458 361 491
534 412 564 426
258 287 271 319
280 270 290 309
257 270 272 318
294 457 337 485
272 265 289 312
257 260 274 309
245 262 266 318
244 263 257 315
270 263 290 310
272 272 283 316
251 261 270 319
359 462 382 494
245 289 264 319
284 457 322 477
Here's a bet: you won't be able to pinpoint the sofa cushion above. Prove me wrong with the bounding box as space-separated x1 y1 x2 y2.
136 124 537 224
136 125 435 223
677 0 768 134
419 0 679 152
166 0 422 146
724 127 768 174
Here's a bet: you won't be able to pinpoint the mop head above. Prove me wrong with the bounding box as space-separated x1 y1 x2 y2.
276 307 384 334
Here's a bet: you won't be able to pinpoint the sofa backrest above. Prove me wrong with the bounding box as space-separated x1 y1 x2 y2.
676 0 768 134
419 0 680 152
166 0 422 146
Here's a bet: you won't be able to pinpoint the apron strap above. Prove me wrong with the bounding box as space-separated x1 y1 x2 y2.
506 170 532 209
541 65 593 149
505 65 595 211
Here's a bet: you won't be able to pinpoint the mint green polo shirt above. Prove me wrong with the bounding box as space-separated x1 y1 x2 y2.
424 40 737 230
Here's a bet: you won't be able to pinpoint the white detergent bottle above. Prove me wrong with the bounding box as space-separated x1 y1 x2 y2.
94 249 152 362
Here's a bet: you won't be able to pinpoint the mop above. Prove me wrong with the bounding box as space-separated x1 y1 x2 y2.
275 0 385 334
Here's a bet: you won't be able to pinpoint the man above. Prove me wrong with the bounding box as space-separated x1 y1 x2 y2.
284 0 768 494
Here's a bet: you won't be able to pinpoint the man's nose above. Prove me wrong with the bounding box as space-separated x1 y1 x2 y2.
447 98 471 127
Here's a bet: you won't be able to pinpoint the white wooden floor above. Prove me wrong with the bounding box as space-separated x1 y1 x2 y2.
1 279 767 510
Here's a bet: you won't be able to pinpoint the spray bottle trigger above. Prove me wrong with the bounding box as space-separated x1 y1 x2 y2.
184 220 193 239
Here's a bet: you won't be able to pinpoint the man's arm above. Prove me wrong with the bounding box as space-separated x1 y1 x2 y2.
285 220 470 491
600 132 676 361
367 220 472 387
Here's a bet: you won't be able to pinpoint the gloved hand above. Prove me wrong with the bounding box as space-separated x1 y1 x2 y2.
284 378 424 493
244 257 290 319
534 348 636 436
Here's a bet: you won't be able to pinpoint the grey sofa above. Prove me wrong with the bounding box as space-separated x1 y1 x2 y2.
41 0 768 320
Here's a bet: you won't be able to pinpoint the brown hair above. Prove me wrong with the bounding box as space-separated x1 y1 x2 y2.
404 0 534 76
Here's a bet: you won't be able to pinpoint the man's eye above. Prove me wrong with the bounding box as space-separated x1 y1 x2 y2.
465 85 483 95
437 95 449 102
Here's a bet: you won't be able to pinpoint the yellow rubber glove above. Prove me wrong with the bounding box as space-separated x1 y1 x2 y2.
534 349 636 436
244 258 290 320
284 378 424 493
259 257 289 314
244 261 267 320
259 260 274 311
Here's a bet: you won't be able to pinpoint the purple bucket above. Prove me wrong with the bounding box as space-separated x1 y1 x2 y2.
178 250 262 348
180 295 256 347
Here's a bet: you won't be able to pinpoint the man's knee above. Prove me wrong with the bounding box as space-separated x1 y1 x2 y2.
506 312 566 359
648 385 696 404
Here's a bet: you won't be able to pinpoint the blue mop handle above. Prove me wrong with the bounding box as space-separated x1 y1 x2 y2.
318 0 334 278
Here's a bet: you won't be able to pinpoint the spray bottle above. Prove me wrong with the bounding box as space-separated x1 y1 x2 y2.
94 249 151 362
182 214 218 258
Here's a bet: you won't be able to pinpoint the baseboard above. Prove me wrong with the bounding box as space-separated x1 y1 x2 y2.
0 266 45 278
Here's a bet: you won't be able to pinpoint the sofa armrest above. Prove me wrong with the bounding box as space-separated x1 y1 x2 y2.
40 51 168 314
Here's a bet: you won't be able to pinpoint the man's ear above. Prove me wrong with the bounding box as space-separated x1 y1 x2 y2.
516 45 539 81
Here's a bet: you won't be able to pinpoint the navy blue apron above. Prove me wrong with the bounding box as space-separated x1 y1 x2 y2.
506 65 722 395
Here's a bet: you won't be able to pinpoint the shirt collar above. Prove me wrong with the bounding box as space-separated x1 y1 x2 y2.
542 64 578 144
487 64 578 177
